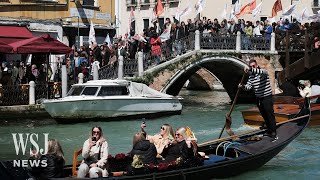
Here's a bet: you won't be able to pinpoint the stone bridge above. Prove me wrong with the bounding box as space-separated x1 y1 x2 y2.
98 28 320 102
145 50 280 103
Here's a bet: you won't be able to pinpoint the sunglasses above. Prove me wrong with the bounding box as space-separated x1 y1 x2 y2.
175 133 181 136
92 131 100 134
160 127 165 130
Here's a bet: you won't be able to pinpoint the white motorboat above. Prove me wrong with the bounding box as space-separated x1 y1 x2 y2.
43 80 183 123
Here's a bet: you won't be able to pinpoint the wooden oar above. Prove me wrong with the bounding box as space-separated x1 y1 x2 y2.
218 74 246 139
200 114 309 147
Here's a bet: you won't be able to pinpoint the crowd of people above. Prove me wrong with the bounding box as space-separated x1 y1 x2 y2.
27 124 202 179
1 15 319 87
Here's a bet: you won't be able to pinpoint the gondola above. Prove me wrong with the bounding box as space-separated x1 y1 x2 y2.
0 98 311 180
242 95 320 126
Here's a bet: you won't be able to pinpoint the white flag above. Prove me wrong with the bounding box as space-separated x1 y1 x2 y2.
282 4 296 16
180 3 192 19
133 34 147 43
88 20 96 45
104 33 112 46
159 24 171 42
252 2 262 17
298 8 309 22
195 0 206 14
234 0 241 15
175 0 181 21
221 3 228 19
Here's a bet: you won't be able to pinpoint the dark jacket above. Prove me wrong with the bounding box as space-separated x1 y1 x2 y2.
161 140 194 163
130 140 158 165
30 154 64 180
93 47 102 64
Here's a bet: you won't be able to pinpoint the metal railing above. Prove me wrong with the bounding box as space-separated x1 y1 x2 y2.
0 84 29 106
241 35 270 50
98 63 118 80
200 33 237 50
123 58 138 77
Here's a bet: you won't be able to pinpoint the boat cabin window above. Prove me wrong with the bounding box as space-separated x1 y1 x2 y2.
81 87 99 96
67 86 85 96
98 86 129 96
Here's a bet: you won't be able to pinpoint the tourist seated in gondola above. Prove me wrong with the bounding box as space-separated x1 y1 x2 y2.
77 126 109 178
29 139 65 179
160 127 201 167
140 123 175 155
130 132 158 165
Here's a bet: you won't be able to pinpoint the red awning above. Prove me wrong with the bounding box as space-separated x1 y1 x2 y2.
0 26 34 50
0 39 12 52
9 34 72 54
0 26 33 38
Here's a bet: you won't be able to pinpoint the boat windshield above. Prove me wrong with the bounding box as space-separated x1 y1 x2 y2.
98 86 129 96
81 87 99 96
67 86 85 96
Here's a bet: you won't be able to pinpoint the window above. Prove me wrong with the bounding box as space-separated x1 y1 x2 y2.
232 0 237 4
314 0 319 6
143 19 149 29
131 21 136 33
67 86 84 96
83 0 94 6
98 86 129 96
260 17 267 22
158 18 164 31
81 87 99 96
82 0 98 7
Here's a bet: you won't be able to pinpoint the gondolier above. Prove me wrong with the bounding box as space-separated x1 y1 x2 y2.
240 59 278 142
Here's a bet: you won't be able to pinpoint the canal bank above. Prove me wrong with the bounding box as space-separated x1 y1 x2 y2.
0 104 50 121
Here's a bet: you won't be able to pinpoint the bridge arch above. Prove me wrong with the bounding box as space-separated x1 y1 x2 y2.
161 55 251 101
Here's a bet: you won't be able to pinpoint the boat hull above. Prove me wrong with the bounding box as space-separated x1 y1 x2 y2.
43 98 182 122
242 104 320 126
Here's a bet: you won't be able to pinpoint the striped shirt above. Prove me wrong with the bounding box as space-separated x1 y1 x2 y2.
244 67 272 98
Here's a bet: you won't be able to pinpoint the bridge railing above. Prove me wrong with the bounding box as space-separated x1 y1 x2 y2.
98 30 277 80
241 35 271 50
143 32 196 69
98 62 118 80
200 33 237 50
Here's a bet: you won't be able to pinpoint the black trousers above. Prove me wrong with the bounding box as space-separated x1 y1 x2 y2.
256 95 277 135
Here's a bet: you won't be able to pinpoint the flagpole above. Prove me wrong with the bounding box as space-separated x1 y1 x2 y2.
290 0 293 22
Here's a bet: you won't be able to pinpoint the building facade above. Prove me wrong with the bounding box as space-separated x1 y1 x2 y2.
118 0 319 37
0 0 116 47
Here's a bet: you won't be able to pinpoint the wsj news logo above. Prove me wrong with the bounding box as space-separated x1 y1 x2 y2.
12 133 49 167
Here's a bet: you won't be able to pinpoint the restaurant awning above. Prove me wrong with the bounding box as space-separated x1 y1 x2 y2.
0 40 12 52
9 34 72 54
0 26 33 44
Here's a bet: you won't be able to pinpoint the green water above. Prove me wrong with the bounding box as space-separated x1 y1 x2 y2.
0 90 319 179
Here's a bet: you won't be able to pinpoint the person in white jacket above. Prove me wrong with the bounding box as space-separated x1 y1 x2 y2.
298 80 311 98
77 126 109 178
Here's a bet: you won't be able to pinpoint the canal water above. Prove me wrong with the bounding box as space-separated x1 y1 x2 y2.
0 89 319 179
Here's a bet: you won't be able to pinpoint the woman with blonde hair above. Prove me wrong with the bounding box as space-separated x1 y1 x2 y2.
29 139 65 179
141 123 175 154
78 126 109 178
160 127 196 163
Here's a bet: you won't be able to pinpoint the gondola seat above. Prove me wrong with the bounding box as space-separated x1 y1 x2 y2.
72 148 83 177
203 155 228 165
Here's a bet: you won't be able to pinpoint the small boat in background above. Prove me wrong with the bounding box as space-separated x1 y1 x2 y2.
43 80 183 123
242 96 320 126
